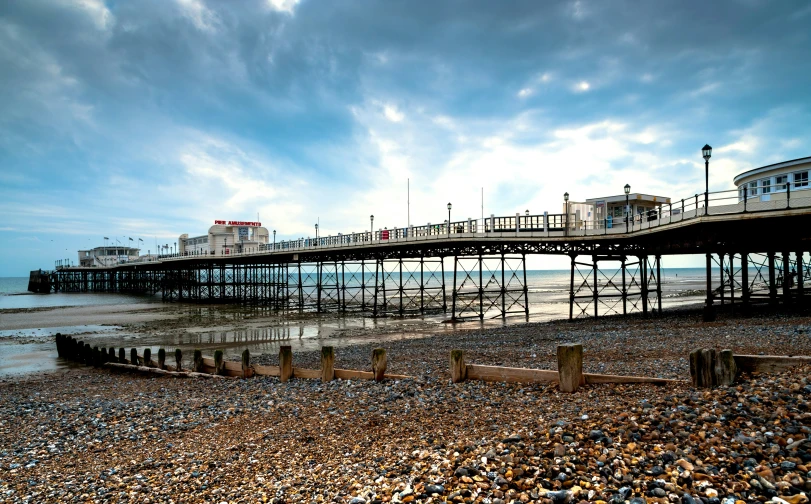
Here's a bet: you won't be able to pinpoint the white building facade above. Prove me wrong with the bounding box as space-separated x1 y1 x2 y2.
179 220 270 256
78 246 140 267
734 156 811 202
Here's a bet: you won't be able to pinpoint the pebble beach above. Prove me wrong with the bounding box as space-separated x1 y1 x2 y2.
1 307 811 503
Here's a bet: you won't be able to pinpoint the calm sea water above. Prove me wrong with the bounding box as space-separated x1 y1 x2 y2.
0 268 710 310
0 269 712 377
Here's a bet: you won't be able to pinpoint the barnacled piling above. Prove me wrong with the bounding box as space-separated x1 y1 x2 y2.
214 350 225 375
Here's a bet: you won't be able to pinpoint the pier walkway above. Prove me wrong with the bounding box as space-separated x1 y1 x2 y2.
45 187 811 321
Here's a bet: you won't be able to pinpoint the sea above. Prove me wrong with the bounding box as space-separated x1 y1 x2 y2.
0 269 710 377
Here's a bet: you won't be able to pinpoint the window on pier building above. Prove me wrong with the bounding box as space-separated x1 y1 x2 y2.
748 181 759 196
761 178 771 193
776 175 788 191
794 170 809 188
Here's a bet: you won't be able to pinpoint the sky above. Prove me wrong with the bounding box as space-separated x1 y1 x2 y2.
1 0 811 276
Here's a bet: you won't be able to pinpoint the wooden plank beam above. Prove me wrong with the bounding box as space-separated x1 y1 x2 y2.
733 354 811 373
583 373 681 385
253 364 280 377
293 367 321 379
466 364 558 383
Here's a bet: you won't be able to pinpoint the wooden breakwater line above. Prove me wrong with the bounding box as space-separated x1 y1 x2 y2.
55 335 811 392
55 334 408 382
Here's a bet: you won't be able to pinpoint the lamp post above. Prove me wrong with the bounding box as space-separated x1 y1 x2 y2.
563 192 569 237
624 183 631 233
315 223 319 245
273 230 276 250
702 144 712 215
702 143 715 321
370 215 374 237
447 202 452 232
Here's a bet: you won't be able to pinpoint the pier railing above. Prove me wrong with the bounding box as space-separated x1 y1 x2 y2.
74 185 811 268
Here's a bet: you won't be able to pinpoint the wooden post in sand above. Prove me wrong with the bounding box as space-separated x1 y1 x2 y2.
143 348 152 368
214 350 225 376
131 348 138 366
84 343 91 365
241 349 251 379
119 348 125 364
321 346 334 382
557 343 583 393
158 348 166 370
193 349 203 372
279 346 293 382
93 346 101 367
108 348 116 362
690 348 736 388
714 349 737 386
175 349 183 371
450 349 467 383
372 348 387 382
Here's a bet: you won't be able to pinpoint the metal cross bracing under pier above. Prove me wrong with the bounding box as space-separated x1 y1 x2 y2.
450 254 529 321
568 254 662 320
708 251 810 315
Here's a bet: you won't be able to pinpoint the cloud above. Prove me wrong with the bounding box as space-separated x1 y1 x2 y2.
383 104 404 123
267 0 301 14
1 0 811 275
175 0 220 32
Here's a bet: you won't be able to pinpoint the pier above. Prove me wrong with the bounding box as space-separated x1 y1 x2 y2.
40 184 811 322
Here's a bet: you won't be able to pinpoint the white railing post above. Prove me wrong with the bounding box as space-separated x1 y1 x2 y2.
515 212 520 236
467 218 471 233
543 211 548 233
490 214 495 233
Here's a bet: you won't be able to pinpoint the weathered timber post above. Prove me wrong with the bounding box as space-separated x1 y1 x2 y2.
321 346 334 382
690 348 736 388
118 348 125 364
450 349 466 383
714 349 737 386
372 348 387 382
108 347 115 362
699 348 716 387
557 343 583 393
214 350 225 375
99 347 107 365
93 346 101 367
143 348 152 368
193 349 203 372
131 348 138 366
279 345 293 382
158 348 166 370
241 349 251 379
175 349 182 371
84 343 91 365
55 333 63 358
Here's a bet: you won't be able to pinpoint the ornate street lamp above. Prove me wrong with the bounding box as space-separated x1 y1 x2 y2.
702 144 712 214
447 202 452 229
624 183 631 233
563 192 569 236
315 223 318 242
370 215 374 235
273 230 276 249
